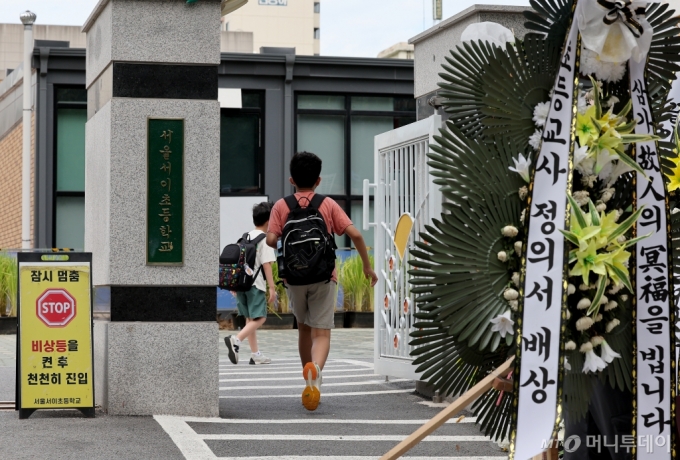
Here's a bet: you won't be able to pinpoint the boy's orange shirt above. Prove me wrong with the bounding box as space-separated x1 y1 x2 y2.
268 191 353 282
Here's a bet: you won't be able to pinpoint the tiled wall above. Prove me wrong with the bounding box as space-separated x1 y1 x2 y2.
0 114 34 249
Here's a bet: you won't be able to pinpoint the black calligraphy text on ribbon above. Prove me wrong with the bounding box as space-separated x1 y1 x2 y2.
596 0 646 38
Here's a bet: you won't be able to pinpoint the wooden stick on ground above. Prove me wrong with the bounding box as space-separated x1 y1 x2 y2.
380 356 515 460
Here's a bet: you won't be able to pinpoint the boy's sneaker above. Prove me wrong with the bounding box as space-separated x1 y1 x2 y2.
301 362 322 411
224 336 239 364
250 353 272 365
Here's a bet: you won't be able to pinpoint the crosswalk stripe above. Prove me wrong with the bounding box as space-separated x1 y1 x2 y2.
154 415 215 460
220 373 381 383
219 368 371 376
215 457 504 460
201 434 488 442
178 417 478 424
219 389 413 399
219 379 409 390
219 364 363 371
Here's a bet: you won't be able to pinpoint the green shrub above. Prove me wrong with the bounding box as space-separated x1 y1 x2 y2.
0 253 17 317
339 254 374 312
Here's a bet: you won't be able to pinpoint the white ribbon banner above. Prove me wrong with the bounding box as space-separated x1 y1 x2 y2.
629 58 675 459
510 17 578 460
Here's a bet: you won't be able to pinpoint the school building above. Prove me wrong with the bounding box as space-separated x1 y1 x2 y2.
0 44 415 253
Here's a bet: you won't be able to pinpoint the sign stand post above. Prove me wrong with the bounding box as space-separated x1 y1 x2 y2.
15 252 95 419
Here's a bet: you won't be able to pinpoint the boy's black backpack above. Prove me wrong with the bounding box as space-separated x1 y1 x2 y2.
280 194 337 286
218 232 266 292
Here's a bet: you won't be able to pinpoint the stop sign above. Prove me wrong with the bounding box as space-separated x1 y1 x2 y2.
36 289 76 327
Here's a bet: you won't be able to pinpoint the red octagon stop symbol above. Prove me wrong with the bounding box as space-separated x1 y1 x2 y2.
36 289 76 327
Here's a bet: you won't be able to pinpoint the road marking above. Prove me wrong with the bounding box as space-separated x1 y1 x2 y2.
215 457 503 460
219 379 409 390
154 415 215 460
201 434 487 442
219 364 363 371
219 389 413 399
220 373 381 383
334 359 375 368
180 417 478 424
219 368 372 376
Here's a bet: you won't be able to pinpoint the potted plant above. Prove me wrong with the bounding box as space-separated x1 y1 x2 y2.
261 261 296 329
0 252 18 334
339 254 374 328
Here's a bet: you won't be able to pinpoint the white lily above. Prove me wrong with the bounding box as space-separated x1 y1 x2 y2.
595 148 619 176
564 356 571 371
509 153 531 183
600 340 621 364
583 348 607 373
606 161 633 187
490 310 515 338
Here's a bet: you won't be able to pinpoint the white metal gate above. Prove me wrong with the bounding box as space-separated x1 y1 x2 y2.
363 114 441 380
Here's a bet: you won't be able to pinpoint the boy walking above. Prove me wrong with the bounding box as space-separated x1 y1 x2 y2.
225 202 277 365
266 152 377 411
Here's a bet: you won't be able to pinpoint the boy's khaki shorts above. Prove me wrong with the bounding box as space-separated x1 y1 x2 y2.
288 281 337 329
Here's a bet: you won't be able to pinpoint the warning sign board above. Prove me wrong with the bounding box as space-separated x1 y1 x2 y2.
16 252 94 419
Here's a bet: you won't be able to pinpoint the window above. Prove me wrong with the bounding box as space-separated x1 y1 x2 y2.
314 2 320 13
314 28 320 40
54 87 87 249
220 91 265 195
296 94 416 248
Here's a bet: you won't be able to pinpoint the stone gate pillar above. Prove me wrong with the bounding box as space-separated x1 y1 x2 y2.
83 0 221 416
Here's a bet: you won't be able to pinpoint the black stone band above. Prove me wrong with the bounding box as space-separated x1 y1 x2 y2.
112 63 218 100
110 286 216 322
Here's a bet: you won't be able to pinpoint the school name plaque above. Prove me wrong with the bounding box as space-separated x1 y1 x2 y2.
147 118 184 265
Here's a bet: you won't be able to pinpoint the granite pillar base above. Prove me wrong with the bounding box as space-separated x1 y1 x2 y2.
94 320 218 416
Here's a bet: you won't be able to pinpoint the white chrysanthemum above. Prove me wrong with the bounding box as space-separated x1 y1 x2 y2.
577 298 591 310
502 226 518 238
576 316 594 331
580 48 626 83
604 95 620 108
600 187 615 203
565 340 577 351
528 129 542 151
580 342 593 353
514 241 522 256
604 300 618 311
508 300 519 311
620 294 628 302
564 357 571 371
590 336 604 347
532 101 551 127
596 203 606 212
606 318 621 333
520 208 526 224
578 92 588 114
567 284 576 295
579 283 589 291
565 309 571 320
518 186 528 200
512 272 520 287
497 251 507 262
503 288 519 301
573 191 590 207
599 296 608 305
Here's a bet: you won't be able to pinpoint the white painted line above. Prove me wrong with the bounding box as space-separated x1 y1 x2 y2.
201 434 488 442
220 373 380 383
180 417 478 425
219 379 409 390
219 357 301 362
334 359 375 368
219 364 363 371
219 368 372 376
215 457 503 460
154 415 216 460
219 389 413 399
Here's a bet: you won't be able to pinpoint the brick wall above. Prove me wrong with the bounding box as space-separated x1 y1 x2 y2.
0 113 34 249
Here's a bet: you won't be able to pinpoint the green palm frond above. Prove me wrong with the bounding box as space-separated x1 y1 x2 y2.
471 388 514 442
646 3 680 94
438 35 559 150
523 0 573 46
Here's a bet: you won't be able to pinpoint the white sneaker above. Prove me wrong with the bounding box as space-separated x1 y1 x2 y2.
250 353 271 365
224 336 239 364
